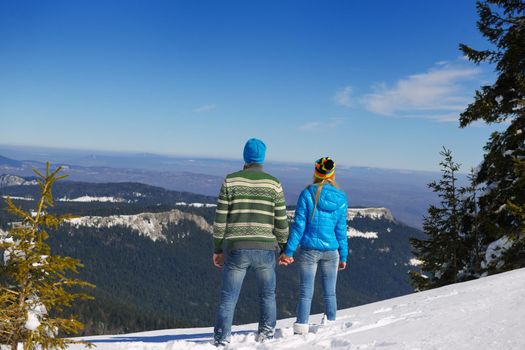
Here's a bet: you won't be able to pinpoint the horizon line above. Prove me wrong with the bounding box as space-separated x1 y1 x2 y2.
0 143 446 175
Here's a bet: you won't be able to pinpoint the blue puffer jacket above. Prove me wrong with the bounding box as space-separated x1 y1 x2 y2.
284 183 349 262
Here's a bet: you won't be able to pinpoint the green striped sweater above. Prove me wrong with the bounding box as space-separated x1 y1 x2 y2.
213 165 289 253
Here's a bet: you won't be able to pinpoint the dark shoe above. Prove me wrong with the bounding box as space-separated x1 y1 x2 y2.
213 339 228 347
256 330 274 343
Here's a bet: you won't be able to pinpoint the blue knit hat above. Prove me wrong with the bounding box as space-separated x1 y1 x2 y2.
243 138 266 164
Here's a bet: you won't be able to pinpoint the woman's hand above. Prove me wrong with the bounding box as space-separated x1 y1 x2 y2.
213 253 224 269
279 253 294 266
338 262 347 271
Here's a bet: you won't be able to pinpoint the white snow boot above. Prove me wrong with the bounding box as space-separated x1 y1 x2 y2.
293 322 309 335
321 314 335 326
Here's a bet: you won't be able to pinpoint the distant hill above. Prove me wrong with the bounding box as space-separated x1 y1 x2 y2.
1 177 215 206
0 155 23 168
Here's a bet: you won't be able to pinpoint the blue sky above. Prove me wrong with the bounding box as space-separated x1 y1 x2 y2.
0 0 503 171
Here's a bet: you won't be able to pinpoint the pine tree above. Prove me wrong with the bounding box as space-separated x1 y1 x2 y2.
457 171 483 279
0 163 95 350
410 148 468 290
504 158 525 268
459 1 525 273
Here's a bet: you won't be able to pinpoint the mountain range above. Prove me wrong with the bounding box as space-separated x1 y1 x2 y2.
0 175 424 336
0 145 469 228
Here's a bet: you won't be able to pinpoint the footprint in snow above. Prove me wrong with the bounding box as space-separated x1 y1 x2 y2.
373 307 393 314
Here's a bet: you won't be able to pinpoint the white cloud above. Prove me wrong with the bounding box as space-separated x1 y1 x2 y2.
333 86 353 108
401 113 461 123
193 104 216 113
299 117 345 131
360 64 480 122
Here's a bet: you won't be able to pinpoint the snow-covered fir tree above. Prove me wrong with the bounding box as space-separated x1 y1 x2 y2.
0 163 94 350
459 0 525 273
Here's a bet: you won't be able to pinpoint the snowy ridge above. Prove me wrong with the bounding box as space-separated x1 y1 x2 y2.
0 174 37 188
287 208 395 222
67 268 525 350
63 206 394 243
67 209 212 241
347 208 395 221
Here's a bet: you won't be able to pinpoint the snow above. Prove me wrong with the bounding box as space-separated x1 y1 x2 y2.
482 236 513 270
347 227 379 239
1 195 34 201
24 298 47 331
175 202 217 208
0 174 38 187
495 204 507 214
63 268 525 350
58 196 126 203
1 231 24 265
409 258 423 266
288 208 395 223
347 208 395 221
24 312 40 331
67 209 212 241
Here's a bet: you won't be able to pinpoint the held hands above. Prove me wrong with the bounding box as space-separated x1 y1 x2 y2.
279 253 294 266
214 252 344 270
213 253 224 269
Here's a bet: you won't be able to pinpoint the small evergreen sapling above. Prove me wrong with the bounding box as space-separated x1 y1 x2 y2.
0 163 95 350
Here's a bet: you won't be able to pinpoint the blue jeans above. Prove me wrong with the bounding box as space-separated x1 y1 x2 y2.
214 249 276 343
296 248 339 324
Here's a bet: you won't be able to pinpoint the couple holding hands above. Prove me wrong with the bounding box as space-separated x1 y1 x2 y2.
211 138 348 346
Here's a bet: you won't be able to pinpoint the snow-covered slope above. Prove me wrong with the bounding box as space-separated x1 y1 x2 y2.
68 268 525 350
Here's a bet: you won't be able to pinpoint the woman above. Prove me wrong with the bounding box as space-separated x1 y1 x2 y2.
280 157 348 334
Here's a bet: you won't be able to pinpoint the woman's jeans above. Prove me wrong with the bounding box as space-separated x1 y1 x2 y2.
214 249 276 343
297 248 339 324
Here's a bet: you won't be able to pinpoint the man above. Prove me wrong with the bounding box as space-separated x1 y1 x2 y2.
212 138 289 346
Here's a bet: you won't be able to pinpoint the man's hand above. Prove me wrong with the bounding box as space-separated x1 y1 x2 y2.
213 253 224 269
279 253 294 266
338 262 347 271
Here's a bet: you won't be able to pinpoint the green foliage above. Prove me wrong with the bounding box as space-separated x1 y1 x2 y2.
410 148 471 290
0 163 95 350
503 158 525 269
459 0 524 273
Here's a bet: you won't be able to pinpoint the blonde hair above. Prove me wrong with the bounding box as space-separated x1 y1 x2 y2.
311 176 339 219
